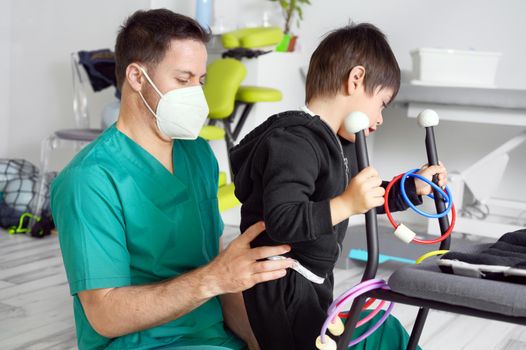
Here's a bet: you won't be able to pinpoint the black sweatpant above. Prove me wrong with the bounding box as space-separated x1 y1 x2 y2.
243 270 334 350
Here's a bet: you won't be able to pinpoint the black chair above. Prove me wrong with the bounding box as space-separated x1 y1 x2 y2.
336 111 526 350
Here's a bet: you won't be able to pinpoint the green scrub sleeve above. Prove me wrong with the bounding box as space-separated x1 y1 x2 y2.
51 165 131 295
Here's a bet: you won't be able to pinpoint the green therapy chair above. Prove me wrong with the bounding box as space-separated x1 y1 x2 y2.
221 27 284 49
200 28 284 213
216 27 283 153
200 58 245 212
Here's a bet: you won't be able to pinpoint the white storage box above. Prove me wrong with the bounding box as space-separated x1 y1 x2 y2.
411 48 501 87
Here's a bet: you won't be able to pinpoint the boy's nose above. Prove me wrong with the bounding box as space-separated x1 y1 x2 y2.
377 114 384 126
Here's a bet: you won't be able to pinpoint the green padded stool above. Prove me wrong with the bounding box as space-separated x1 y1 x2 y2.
201 58 247 152
230 86 282 144
221 27 283 49
235 86 283 103
199 125 225 141
217 27 284 149
218 183 240 212
199 58 246 212
199 36 283 212
199 126 229 191
218 171 227 187
204 59 246 120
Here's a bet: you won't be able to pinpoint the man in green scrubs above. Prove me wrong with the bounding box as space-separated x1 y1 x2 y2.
51 9 293 350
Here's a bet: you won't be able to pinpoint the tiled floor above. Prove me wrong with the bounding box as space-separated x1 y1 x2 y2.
0 228 525 350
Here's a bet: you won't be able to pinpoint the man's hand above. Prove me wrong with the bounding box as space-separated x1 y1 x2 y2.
205 221 294 296
415 163 448 196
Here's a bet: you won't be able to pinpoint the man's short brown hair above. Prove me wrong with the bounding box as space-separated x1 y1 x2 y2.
305 23 400 103
114 9 210 90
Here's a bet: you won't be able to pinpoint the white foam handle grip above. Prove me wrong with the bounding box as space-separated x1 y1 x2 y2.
417 109 439 128
316 335 337 350
344 111 369 134
328 317 345 336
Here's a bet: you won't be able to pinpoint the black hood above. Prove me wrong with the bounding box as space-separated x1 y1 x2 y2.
230 110 342 203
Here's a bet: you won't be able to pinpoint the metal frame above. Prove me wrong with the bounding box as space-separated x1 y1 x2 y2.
207 101 254 179
368 289 526 326
335 127 526 349
220 101 254 154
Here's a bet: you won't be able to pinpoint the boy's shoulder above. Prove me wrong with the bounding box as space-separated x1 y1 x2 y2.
231 110 340 175
232 110 318 154
263 110 336 149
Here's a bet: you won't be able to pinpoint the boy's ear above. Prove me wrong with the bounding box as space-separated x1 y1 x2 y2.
345 66 365 95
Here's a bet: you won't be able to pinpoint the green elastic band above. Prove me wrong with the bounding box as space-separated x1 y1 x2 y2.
8 212 41 235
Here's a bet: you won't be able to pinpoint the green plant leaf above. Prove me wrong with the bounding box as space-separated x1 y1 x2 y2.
270 0 311 34
296 6 303 20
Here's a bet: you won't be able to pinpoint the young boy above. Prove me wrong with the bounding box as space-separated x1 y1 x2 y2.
230 23 446 349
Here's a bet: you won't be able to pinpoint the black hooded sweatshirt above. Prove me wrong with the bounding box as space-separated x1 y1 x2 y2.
230 110 422 277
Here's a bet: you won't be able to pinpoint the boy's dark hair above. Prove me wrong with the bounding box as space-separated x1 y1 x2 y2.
114 9 210 90
305 23 400 103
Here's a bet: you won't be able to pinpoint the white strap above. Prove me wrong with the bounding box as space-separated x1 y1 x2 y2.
267 255 325 284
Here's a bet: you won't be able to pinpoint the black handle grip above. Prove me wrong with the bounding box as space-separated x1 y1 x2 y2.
337 130 379 350
424 127 451 250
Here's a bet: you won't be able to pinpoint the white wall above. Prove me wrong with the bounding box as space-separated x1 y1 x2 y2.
162 0 286 33
294 0 526 201
299 0 526 89
3 0 526 201
203 0 526 202
0 1 12 158
5 0 150 166
373 106 525 201
150 0 194 17
185 0 526 88
303 1 526 202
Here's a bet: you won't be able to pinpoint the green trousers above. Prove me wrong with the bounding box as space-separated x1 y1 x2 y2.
346 310 423 350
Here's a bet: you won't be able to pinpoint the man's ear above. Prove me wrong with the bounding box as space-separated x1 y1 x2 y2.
345 65 365 95
126 63 145 93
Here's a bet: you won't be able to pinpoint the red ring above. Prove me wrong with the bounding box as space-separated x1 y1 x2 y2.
384 173 456 245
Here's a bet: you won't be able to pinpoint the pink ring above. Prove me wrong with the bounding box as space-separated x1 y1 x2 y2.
357 300 386 327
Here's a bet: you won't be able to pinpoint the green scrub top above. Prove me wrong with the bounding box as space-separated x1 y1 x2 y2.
349 310 423 350
51 125 245 350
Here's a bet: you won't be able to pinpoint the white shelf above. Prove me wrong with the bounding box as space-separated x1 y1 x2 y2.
407 102 526 127
427 216 524 240
396 83 526 238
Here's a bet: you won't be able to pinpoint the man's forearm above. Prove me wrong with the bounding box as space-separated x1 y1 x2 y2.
80 264 219 338
80 222 293 340
220 292 259 350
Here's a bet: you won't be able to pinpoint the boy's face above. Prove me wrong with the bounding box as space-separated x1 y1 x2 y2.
337 85 394 142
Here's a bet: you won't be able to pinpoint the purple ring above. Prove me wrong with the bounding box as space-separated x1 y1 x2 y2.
319 279 393 345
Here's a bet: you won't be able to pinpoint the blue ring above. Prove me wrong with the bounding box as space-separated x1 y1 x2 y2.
400 169 452 219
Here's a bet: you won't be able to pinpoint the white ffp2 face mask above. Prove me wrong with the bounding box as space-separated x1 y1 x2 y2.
138 67 209 140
